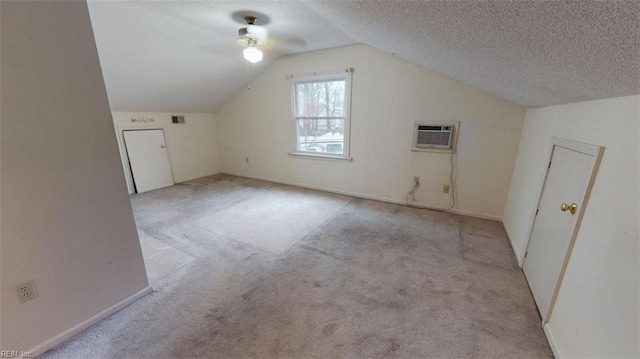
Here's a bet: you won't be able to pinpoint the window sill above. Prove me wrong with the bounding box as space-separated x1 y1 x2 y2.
288 152 353 162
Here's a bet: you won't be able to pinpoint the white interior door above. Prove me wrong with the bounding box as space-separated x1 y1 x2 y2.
523 138 603 322
123 129 174 193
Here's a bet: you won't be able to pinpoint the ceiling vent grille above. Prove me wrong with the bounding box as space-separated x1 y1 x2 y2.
171 115 185 124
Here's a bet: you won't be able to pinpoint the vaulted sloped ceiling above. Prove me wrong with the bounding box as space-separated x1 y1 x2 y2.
88 1 640 113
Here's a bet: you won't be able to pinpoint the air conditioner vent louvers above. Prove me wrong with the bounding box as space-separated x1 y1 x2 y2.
171 116 185 124
417 131 450 146
413 123 454 149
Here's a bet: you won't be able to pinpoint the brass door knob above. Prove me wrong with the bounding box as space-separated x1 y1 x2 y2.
561 203 577 214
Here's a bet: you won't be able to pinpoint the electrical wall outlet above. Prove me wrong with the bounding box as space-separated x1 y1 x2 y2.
443 185 450 193
15 280 38 303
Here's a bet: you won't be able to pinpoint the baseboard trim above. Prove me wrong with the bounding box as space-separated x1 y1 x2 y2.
543 323 564 359
502 222 524 267
175 171 221 184
30 286 153 357
229 173 502 221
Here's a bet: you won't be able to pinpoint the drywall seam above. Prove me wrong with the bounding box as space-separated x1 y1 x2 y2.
28 286 152 357
230 173 502 221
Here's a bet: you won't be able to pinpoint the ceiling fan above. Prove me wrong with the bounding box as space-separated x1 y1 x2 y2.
237 16 268 63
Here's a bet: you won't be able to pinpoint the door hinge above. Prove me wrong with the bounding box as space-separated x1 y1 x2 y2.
524 251 528 258
536 209 539 216
548 161 552 169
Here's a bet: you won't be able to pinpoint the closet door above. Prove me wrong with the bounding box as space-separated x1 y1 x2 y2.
523 138 603 322
123 129 174 193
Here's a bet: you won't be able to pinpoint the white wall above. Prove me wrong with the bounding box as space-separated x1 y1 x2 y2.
216 45 526 220
0 1 4 349
503 95 639 357
1 1 149 353
112 112 220 193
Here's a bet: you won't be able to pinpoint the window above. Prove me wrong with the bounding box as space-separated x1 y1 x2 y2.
292 71 352 159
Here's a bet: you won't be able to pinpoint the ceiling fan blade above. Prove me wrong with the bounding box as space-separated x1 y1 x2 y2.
267 35 308 54
199 42 244 58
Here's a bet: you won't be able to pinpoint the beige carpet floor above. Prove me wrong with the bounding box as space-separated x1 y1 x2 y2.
138 229 194 283
42 174 552 358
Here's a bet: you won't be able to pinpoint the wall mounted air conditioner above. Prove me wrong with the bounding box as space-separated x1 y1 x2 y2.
412 123 457 151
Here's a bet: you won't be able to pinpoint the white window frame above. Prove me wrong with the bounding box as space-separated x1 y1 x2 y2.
291 71 352 160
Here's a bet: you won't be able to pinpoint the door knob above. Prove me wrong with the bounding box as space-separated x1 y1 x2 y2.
560 203 577 214
160 144 166 149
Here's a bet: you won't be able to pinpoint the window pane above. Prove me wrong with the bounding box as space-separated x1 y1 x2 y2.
295 79 346 117
296 118 344 155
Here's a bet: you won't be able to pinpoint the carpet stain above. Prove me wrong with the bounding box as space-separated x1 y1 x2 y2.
241 286 258 301
322 323 337 336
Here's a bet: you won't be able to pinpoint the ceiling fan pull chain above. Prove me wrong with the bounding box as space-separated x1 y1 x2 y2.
246 60 252 91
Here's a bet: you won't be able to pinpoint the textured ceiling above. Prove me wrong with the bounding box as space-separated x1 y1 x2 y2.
88 1 640 112
87 1 356 113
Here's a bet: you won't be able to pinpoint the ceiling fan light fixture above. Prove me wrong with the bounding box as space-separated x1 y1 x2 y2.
238 25 268 42
237 15 266 63
243 46 263 63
